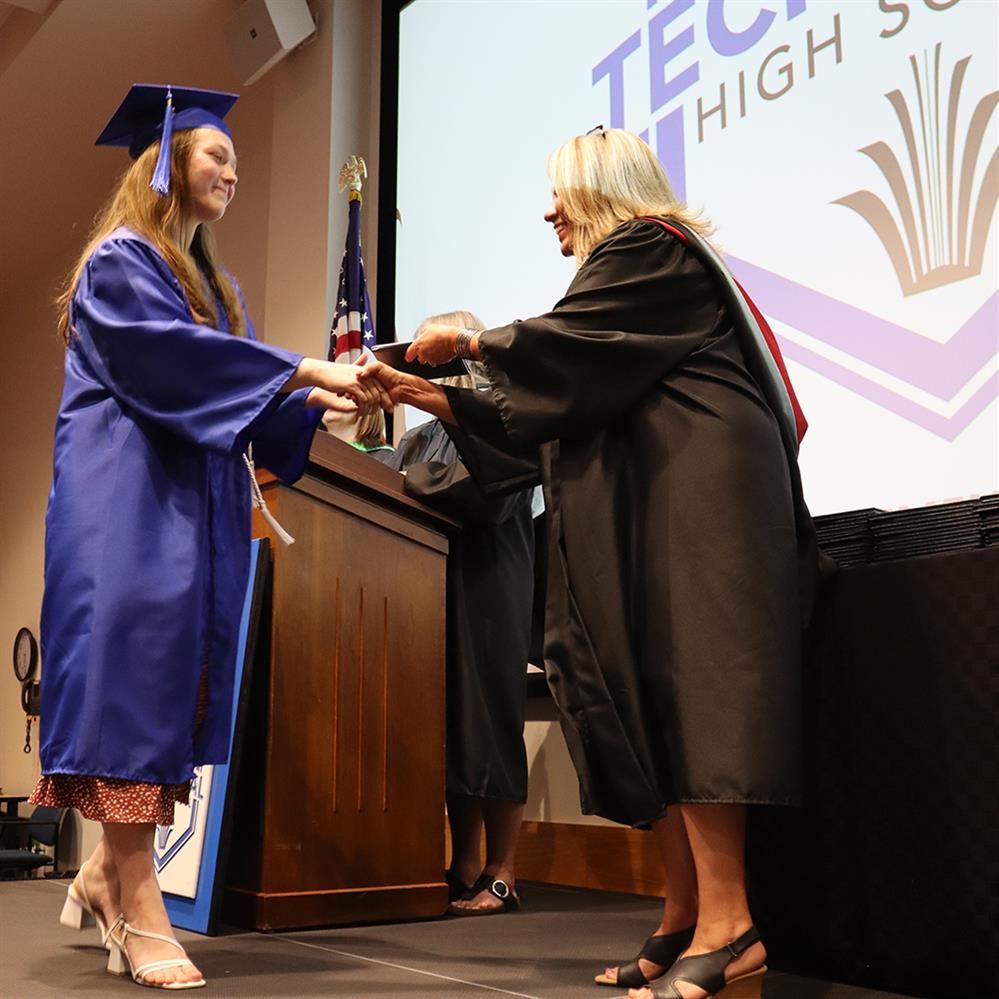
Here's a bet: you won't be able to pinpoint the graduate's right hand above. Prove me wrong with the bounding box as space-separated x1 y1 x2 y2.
286 358 390 412
316 359 393 414
306 387 358 413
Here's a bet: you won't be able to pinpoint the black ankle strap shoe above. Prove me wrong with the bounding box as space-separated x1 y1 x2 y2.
594 926 695 989
448 874 521 916
655 926 767 998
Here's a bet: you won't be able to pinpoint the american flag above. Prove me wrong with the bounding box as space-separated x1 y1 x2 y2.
328 193 375 363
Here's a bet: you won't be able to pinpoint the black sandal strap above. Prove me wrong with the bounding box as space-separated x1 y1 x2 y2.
445 868 471 902
460 873 493 901
615 927 695 988
460 874 520 910
643 927 695 965
657 926 761 999
615 957 654 990
725 925 760 957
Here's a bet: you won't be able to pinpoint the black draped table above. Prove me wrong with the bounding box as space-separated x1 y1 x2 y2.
748 544 999 999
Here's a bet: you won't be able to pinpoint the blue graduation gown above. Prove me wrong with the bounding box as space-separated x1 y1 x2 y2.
39 227 321 785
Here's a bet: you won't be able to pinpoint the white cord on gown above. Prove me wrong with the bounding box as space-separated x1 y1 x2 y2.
242 445 295 546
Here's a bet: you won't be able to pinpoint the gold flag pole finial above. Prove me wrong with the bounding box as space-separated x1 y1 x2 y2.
338 155 367 204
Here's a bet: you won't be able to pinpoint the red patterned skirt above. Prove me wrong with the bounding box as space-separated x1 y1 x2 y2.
29 775 191 826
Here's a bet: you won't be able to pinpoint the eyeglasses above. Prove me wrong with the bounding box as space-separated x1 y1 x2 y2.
585 124 606 137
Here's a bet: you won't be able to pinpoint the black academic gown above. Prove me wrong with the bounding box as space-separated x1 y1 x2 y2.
442 218 817 828
387 421 535 803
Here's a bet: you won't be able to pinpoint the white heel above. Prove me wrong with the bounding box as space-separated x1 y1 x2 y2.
107 925 129 977
60 888 95 930
60 863 118 948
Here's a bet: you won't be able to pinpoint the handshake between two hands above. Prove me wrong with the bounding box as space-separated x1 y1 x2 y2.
305 323 463 417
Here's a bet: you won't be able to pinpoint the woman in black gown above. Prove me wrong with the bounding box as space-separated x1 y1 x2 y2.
366 128 817 999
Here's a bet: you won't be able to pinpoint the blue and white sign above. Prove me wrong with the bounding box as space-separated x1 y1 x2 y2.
154 766 213 899
155 539 267 933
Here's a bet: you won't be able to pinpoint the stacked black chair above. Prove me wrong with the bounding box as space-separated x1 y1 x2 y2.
0 805 67 880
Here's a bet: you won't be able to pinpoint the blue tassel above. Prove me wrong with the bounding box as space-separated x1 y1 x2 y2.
150 87 175 196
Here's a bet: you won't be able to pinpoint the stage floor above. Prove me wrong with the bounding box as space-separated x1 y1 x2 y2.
2 878 920 998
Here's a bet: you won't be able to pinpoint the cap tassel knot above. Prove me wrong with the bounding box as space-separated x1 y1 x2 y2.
150 87 175 196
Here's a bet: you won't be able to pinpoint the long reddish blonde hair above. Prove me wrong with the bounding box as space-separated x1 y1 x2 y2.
57 128 245 343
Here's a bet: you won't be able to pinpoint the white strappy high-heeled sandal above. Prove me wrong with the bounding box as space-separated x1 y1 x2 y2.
59 862 118 949
107 919 206 990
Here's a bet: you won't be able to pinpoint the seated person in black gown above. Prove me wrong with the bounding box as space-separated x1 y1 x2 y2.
387 311 536 915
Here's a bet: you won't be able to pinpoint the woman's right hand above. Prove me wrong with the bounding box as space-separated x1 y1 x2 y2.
321 359 392 414
291 358 393 414
360 360 456 424
358 359 411 406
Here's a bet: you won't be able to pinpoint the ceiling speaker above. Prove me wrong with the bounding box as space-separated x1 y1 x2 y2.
225 0 317 86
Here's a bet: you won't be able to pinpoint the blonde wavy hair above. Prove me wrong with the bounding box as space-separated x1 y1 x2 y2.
547 127 713 263
57 128 245 344
321 384 389 447
353 405 389 448
415 310 486 389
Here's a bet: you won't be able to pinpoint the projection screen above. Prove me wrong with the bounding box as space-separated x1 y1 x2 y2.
391 0 999 515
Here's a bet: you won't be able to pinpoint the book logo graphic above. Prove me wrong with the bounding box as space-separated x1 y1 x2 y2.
834 44 999 296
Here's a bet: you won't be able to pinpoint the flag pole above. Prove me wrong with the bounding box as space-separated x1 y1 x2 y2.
328 154 392 440
328 155 374 365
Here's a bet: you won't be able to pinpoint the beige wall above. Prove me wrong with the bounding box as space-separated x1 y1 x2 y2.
524 705 615 829
0 0 591 863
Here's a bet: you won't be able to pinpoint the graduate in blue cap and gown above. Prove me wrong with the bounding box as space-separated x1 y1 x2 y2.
29 84 389 990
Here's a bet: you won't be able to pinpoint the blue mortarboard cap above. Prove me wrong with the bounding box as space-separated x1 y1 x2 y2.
95 84 239 195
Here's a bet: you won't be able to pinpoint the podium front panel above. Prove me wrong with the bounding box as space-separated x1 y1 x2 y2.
226 462 450 929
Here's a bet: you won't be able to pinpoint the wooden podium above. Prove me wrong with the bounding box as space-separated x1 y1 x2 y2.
223 433 458 930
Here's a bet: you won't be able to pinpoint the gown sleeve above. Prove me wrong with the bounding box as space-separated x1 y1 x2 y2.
388 420 534 519
227 281 323 483
247 388 323 483
71 236 306 456
465 219 718 447
405 452 532 525
439 389 542 495
406 458 524 524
